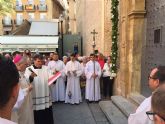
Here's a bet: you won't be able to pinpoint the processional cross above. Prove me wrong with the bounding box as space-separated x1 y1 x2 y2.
91 29 98 101
91 29 98 53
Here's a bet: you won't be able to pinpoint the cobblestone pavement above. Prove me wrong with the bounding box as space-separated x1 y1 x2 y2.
53 101 110 124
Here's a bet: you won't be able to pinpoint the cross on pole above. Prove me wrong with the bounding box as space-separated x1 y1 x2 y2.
91 29 98 101
91 29 98 53
91 29 98 42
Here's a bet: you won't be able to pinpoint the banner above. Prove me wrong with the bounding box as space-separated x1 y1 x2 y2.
48 72 61 86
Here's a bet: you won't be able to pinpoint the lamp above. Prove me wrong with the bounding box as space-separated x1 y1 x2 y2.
59 14 64 56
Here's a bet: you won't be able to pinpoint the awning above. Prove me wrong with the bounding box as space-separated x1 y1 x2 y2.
29 21 59 36
0 36 59 45
0 36 59 53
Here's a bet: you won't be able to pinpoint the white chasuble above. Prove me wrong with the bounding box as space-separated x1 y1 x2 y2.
65 60 82 104
48 60 66 102
85 60 101 101
24 65 52 111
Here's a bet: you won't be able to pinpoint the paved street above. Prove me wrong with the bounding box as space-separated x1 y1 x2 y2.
53 101 110 124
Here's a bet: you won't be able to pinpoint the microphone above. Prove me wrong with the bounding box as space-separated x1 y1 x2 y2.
28 68 37 76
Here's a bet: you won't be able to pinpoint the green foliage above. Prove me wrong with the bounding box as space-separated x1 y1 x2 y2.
0 0 14 15
111 0 119 74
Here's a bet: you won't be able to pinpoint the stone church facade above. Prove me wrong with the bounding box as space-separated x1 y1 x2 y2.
116 0 165 98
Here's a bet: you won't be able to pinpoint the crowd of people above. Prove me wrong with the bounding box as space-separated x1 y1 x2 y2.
0 50 115 124
0 49 165 124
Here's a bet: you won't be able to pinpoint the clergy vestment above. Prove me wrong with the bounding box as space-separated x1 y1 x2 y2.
0 117 17 124
11 88 24 123
24 65 54 124
128 96 153 124
48 60 66 102
11 72 34 124
65 60 82 104
85 60 101 101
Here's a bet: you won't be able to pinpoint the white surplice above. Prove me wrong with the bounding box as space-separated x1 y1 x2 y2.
128 96 153 124
85 60 101 101
24 65 52 111
48 60 66 102
65 60 82 104
0 117 17 124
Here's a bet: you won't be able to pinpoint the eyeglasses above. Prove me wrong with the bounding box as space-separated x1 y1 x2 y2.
148 75 157 80
146 111 165 122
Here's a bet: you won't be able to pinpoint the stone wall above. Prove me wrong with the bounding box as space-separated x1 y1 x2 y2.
76 0 111 56
104 0 112 56
141 0 165 96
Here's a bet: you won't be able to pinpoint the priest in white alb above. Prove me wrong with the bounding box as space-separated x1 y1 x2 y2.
48 52 66 102
85 53 101 102
65 53 82 104
24 54 54 124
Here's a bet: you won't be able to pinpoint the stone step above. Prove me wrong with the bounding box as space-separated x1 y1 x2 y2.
128 93 145 106
111 96 137 117
99 101 127 124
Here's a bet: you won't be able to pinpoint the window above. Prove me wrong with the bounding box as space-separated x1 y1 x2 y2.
28 13 35 21
40 0 46 5
3 16 12 25
28 0 34 5
40 13 47 20
16 0 22 6
16 13 23 25
154 29 161 44
15 0 23 11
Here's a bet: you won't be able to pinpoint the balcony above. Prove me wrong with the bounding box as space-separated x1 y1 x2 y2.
15 5 24 12
37 4 47 12
25 5 36 11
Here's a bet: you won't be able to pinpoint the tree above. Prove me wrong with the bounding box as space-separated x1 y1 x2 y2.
0 0 14 15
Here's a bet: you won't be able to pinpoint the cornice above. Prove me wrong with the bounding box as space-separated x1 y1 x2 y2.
128 10 146 17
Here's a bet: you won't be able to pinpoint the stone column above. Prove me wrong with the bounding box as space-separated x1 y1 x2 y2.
104 0 112 56
115 0 146 97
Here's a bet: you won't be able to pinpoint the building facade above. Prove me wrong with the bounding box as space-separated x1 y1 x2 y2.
76 0 112 56
0 0 67 35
